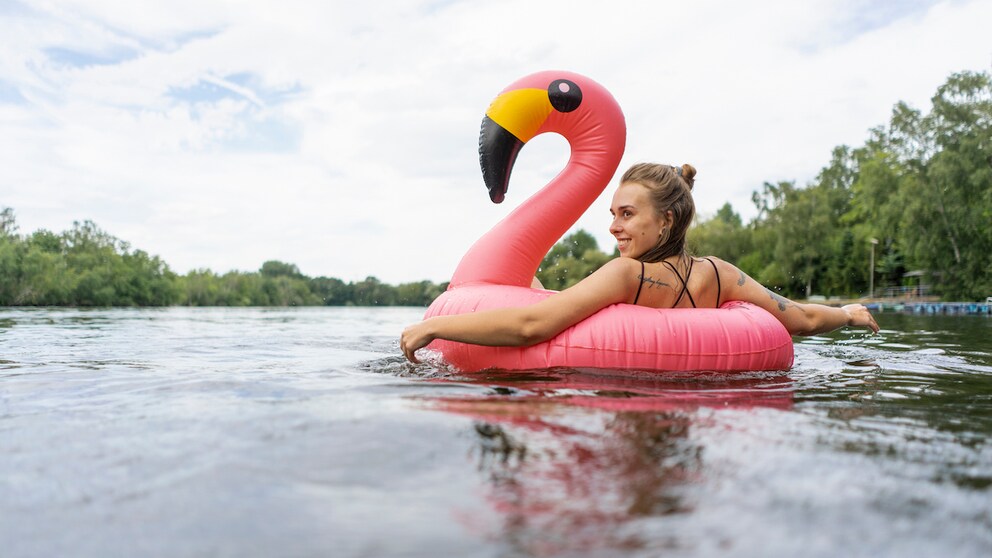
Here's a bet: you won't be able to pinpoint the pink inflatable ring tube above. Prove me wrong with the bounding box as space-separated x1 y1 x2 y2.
425 286 794 372
423 71 795 373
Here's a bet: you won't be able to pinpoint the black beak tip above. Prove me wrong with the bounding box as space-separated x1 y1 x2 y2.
480 115 523 206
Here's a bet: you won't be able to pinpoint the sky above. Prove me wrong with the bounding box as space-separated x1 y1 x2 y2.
1 0 991 284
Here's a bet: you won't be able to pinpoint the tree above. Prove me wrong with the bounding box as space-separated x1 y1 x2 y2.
351 276 397 306
688 202 753 264
876 71 992 298
260 260 304 279
536 230 611 290
0 207 17 238
311 276 349 305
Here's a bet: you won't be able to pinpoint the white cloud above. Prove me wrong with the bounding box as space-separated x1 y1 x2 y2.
1 0 990 284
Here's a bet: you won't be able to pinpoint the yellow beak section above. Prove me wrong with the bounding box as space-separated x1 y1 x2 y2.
484 88 553 143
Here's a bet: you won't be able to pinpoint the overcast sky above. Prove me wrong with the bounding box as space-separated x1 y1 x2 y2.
2 0 990 284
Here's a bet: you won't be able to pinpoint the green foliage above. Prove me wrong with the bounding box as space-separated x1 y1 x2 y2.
0 217 180 306
395 280 448 306
2 71 988 305
260 260 304 279
690 70 991 301
687 202 752 265
171 268 448 307
0 211 447 307
536 230 612 290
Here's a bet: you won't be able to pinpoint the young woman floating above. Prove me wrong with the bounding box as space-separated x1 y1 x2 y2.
401 162 878 364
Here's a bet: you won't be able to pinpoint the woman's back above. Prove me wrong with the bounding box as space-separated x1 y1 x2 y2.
632 256 724 309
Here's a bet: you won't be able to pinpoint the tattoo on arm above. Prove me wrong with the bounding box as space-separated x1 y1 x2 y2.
737 270 746 286
637 273 670 290
766 288 795 312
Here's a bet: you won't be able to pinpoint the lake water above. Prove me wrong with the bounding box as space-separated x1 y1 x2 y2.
1 307 990 557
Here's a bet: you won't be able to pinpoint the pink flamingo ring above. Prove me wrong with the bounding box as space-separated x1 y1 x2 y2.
424 71 794 373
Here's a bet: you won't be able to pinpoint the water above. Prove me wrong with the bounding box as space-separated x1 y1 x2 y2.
1 307 990 557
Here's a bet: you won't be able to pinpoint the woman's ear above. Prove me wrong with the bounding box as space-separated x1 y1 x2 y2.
658 209 675 235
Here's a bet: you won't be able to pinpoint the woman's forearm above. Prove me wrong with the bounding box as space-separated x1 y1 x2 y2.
797 303 854 335
730 264 878 336
792 304 878 335
424 307 545 347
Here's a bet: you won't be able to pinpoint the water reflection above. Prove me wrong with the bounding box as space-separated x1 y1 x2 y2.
421 369 794 555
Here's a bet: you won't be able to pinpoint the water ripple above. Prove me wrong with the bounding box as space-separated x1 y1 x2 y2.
1 307 989 558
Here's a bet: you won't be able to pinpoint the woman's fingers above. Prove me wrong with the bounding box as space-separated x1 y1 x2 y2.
400 326 424 363
844 304 880 334
868 310 880 334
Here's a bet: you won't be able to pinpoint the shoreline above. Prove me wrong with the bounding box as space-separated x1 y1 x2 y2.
807 297 992 315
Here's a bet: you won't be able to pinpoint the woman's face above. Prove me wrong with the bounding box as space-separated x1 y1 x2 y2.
610 182 671 259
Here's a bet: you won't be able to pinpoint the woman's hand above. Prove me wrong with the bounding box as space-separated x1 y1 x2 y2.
842 304 880 334
400 319 436 363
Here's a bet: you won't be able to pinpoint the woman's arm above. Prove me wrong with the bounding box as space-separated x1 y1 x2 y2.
401 258 639 362
718 258 879 336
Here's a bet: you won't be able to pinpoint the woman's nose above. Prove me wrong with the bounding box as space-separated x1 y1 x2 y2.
609 218 621 233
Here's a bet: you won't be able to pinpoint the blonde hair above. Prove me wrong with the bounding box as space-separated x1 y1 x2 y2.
619 162 697 263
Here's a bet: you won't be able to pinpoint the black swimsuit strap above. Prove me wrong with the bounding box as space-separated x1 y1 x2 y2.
682 259 697 308
660 260 684 305
633 260 646 305
662 259 697 308
705 257 721 308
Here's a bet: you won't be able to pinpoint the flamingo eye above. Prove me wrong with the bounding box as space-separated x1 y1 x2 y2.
548 79 581 113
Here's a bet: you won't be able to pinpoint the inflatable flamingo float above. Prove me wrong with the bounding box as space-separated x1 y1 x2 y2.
423 71 794 372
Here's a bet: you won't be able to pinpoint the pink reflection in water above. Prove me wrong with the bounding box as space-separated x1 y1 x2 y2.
420 369 794 555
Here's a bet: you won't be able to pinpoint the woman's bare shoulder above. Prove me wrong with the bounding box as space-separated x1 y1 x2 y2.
558 256 641 302
697 256 750 294
700 255 743 278
594 257 644 284
600 256 642 273
702 256 779 305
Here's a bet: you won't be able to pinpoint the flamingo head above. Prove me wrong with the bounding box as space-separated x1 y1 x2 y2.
479 71 626 204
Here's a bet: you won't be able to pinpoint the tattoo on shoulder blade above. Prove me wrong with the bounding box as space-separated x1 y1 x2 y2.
737 270 746 286
765 288 794 312
637 273 670 290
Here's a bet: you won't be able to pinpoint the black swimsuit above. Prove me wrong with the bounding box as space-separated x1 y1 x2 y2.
633 257 722 308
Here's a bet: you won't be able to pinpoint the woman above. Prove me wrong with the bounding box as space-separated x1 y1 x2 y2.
402 163 878 363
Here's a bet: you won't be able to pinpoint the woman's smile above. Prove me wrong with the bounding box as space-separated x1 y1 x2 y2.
610 182 667 259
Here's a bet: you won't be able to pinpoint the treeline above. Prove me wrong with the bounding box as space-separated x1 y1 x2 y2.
2 71 988 306
0 211 446 307
688 70 991 301
538 71 991 301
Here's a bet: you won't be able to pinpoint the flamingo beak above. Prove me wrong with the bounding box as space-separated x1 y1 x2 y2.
478 88 553 204
479 116 521 204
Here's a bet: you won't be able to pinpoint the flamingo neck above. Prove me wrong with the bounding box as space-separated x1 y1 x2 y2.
450 138 622 288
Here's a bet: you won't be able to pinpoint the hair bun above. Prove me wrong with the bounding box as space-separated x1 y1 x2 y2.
680 164 696 189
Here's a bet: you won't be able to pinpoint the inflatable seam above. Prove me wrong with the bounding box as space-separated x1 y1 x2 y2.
545 341 793 358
